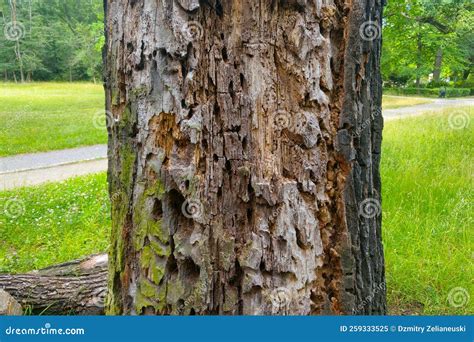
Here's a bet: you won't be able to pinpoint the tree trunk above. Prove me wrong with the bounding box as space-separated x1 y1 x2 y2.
415 29 422 88
462 69 470 81
9 0 24 83
14 42 25 83
105 0 385 315
0 254 107 315
433 48 443 82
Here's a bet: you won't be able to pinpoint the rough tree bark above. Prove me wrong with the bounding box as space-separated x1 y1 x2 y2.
105 0 385 315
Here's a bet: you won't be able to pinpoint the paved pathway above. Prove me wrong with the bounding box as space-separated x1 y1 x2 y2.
384 97 473 121
0 145 107 191
0 159 107 191
0 97 472 190
0 145 106 174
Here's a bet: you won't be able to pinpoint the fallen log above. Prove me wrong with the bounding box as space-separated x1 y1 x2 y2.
0 289 23 315
0 253 107 315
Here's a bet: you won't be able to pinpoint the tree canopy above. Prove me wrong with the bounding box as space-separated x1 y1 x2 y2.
382 0 473 87
0 0 104 82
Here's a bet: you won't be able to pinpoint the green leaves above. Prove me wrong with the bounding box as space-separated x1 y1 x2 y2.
0 0 104 82
382 0 473 86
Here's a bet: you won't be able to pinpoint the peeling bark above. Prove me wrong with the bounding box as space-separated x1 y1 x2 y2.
105 0 385 315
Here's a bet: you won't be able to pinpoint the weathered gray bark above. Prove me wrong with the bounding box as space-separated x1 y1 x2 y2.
0 254 107 315
105 0 385 315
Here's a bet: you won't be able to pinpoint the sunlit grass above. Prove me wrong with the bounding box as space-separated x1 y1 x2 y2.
382 95 433 109
0 82 106 156
0 172 110 272
382 106 473 315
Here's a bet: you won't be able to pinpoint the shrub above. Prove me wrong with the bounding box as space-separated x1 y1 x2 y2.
426 80 450 88
383 87 471 98
453 75 474 89
444 88 471 97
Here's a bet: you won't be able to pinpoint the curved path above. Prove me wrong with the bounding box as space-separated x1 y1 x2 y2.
0 145 107 191
384 97 473 121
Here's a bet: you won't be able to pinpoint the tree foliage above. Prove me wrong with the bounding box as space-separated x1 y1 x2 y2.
0 0 103 82
382 0 473 87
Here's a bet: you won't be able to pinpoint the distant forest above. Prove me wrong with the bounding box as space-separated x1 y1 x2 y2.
0 0 103 82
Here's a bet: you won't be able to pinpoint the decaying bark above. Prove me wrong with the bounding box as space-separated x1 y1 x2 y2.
105 0 385 315
0 254 107 315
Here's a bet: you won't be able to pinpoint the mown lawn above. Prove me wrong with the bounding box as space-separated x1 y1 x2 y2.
382 95 433 109
0 107 471 315
0 173 110 272
382 107 473 315
0 82 106 156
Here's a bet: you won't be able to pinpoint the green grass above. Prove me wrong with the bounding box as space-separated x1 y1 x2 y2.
382 95 433 109
0 82 106 156
0 173 110 272
382 107 473 315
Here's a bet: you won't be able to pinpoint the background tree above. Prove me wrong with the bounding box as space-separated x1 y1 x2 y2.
0 0 104 82
382 0 473 87
105 0 386 315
